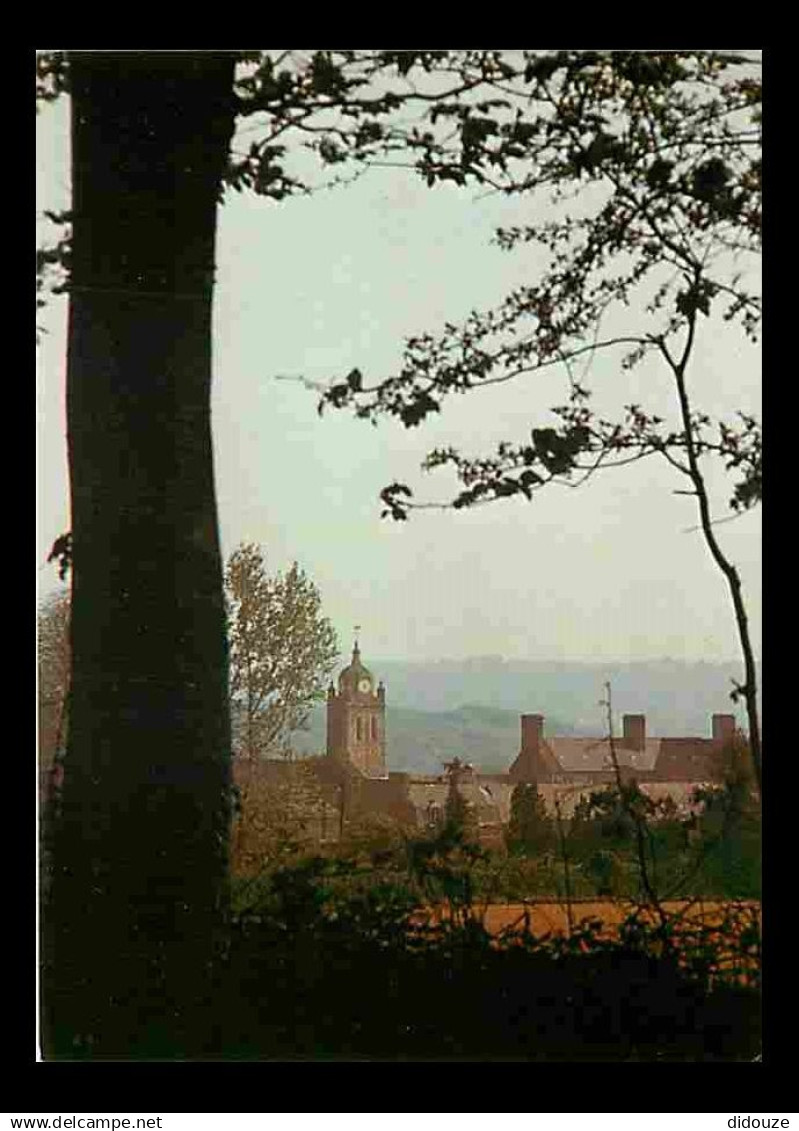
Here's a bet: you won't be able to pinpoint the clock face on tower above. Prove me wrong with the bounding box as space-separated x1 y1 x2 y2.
358 677 371 693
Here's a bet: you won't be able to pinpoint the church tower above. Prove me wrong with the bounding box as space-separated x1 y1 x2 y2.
326 635 386 778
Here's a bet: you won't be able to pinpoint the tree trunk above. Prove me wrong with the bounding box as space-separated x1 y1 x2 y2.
665 328 762 798
42 52 237 1058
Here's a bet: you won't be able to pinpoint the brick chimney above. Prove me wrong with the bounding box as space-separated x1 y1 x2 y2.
509 714 545 783
623 714 646 751
712 714 736 746
521 714 544 755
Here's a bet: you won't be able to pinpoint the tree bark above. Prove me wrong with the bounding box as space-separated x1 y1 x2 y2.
43 52 237 1057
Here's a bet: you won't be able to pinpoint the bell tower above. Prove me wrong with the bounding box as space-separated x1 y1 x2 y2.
326 630 386 777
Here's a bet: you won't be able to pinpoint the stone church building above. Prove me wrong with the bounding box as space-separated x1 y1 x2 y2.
233 640 737 848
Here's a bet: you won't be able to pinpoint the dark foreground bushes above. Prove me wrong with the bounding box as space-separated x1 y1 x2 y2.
206 857 760 1061
43 846 759 1060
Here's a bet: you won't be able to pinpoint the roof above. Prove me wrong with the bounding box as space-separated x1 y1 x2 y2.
508 728 722 785
546 737 661 774
653 738 722 781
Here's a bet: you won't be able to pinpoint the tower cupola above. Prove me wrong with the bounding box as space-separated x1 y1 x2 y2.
326 631 386 777
338 639 375 697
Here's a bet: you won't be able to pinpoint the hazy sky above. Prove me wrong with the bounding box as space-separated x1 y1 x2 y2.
36 77 761 666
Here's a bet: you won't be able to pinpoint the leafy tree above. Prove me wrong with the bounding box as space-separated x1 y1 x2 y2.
225 542 338 759
506 782 553 854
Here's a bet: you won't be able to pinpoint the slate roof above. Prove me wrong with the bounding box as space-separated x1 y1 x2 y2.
546 737 661 774
652 738 722 781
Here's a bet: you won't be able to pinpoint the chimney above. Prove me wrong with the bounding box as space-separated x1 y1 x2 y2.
521 714 544 755
623 714 646 751
510 714 544 783
712 714 736 746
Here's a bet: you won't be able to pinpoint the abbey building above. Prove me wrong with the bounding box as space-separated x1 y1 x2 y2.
233 640 739 848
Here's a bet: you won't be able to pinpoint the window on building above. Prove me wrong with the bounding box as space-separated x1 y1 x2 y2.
371 716 378 741
356 716 363 741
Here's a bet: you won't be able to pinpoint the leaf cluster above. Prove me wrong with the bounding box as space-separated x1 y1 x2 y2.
225 542 339 758
302 50 761 518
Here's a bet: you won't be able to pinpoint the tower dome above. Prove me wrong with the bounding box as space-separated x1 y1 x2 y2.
338 640 374 696
326 634 386 777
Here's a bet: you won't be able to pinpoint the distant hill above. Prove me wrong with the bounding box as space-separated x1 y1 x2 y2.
285 657 758 776
359 657 757 737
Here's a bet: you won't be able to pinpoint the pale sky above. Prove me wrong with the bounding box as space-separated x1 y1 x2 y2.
36 80 761 666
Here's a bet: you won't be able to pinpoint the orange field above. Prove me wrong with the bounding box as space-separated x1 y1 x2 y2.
417 898 761 986
468 898 761 939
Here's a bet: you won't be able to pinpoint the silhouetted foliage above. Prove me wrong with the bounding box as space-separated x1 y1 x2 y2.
214 853 760 1060
46 532 72 581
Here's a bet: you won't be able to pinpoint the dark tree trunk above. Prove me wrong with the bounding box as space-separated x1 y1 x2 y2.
43 52 237 1058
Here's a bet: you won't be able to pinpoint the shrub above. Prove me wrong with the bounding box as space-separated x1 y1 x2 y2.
211 851 760 1060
